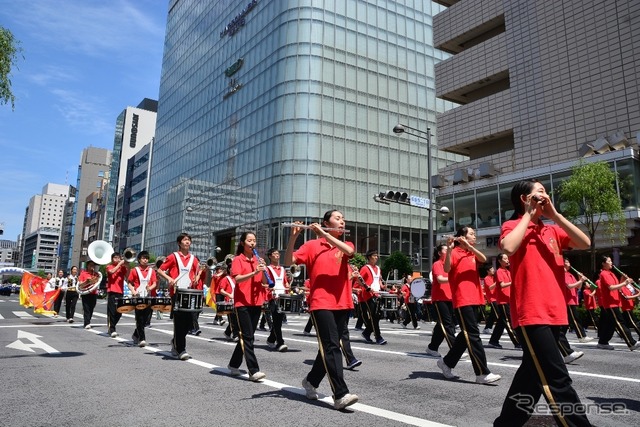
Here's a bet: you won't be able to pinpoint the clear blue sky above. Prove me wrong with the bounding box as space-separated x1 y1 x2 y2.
0 1 167 240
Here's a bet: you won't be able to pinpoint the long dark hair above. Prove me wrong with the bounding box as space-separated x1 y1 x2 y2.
454 226 470 246
322 209 341 226
235 231 256 255
434 244 446 261
509 179 539 220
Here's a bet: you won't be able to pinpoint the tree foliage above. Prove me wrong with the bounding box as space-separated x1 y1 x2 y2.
381 251 413 280
0 25 23 110
558 161 626 269
348 252 367 270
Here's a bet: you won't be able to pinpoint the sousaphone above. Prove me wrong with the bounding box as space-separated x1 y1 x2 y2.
88 240 114 265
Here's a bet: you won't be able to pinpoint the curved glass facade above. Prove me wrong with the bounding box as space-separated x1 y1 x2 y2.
146 0 463 266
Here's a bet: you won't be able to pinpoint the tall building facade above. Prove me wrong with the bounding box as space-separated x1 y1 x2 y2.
20 183 71 272
103 99 157 244
67 147 111 270
146 0 463 268
432 0 640 268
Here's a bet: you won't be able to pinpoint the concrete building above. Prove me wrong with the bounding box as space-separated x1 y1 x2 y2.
145 0 463 270
67 147 111 270
103 99 157 245
0 240 18 269
432 0 640 272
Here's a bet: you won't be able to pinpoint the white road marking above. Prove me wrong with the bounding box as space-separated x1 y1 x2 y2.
13 311 35 318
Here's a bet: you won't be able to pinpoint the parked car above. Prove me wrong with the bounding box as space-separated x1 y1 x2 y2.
11 283 20 294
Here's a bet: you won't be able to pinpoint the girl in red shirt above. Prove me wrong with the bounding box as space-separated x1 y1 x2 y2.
597 256 638 350
285 209 359 410
226 231 268 382
482 265 497 334
494 179 591 427
488 254 520 349
620 283 640 338
582 280 599 331
439 227 500 385
426 244 456 357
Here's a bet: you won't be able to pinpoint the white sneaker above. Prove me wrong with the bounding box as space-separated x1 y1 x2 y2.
460 352 470 360
578 336 593 343
249 371 266 382
227 365 241 376
415 325 421 330
596 343 615 350
277 344 288 352
334 393 358 410
179 351 191 361
84 324 92 330
482 328 492 335
425 348 441 357
301 378 318 400
303 331 312 336
110 331 118 338
138 340 147 347
219 319 226 325
476 373 501 384
437 358 458 379
631 342 640 351
563 351 584 364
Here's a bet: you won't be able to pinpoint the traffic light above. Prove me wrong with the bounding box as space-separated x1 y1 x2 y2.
412 253 420 266
377 190 410 205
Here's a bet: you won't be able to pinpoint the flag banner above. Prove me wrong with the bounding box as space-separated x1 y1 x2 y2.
205 288 216 310
20 272 59 315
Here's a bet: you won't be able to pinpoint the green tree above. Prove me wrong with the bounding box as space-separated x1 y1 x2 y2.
0 26 23 110
381 251 413 281
348 252 367 270
558 161 626 271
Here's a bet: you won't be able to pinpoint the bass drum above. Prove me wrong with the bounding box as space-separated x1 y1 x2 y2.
410 278 427 299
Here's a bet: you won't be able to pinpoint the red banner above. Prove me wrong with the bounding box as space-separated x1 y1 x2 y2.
20 272 59 314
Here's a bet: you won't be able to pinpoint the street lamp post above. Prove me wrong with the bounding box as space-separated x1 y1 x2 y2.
393 123 436 271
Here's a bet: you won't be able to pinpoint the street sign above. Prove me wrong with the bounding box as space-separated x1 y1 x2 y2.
409 195 431 209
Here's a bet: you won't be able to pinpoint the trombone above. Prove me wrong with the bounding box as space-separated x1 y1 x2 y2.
612 265 640 292
281 222 351 235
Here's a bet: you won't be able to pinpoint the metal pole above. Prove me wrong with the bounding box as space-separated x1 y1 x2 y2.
427 128 433 273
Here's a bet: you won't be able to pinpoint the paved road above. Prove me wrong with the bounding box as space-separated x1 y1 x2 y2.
0 296 639 426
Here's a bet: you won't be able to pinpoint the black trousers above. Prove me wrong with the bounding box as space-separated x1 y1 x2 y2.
354 302 365 329
489 304 519 346
557 326 575 357
362 297 382 340
485 302 497 329
402 301 419 328
494 325 591 427
53 290 65 314
428 300 456 352
81 294 97 327
443 305 490 376
623 309 640 338
586 309 599 331
191 311 200 332
229 305 262 375
304 317 314 334
567 305 586 339
339 314 356 364
65 291 79 319
267 299 285 346
307 309 351 400
172 310 192 353
133 307 151 341
107 292 123 333
224 311 239 337
598 307 637 348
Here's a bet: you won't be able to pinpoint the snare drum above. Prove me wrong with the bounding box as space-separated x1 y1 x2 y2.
379 292 399 312
150 297 170 311
216 301 234 315
173 288 203 313
116 297 135 313
133 297 151 310
277 294 303 313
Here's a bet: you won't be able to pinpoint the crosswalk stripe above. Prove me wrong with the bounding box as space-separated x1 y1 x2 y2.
13 311 35 318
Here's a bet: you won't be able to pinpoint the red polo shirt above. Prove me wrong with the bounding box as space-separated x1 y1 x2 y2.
127 266 157 296
448 246 484 308
583 286 598 310
494 267 511 305
484 274 496 303
106 262 127 294
431 260 452 302
598 270 621 309
159 252 202 297
620 284 637 311
563 271 579 305
231 254 266 307
293 238 354 311
500 218 570 328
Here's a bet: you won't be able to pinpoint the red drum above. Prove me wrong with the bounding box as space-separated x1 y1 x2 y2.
173 288 203 313
216 301 234 315
277 294 303 314
379 292 398 312
116 297 135 313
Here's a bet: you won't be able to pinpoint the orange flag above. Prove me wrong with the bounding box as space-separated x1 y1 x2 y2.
20 272 59 314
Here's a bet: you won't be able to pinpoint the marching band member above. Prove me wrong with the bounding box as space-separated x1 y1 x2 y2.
157 233 203 361
79 260 100 329
556 259 585 364
620 282 640 339
482 264 497 334
218 259 239 342
189 263 207 336
400 275 420 329
52 269 67 318
226 232 267 382
597 256 639 351
358 250 387 345
265 248 289 352
487 254 520 349
65 266 79 323
211 265 226 326
106 252 129 338
438 227 499 385
426 244 455 358
127 251 157 347
494 179 590 427
563 258 591 342
301 279 316 336
285 210 359 410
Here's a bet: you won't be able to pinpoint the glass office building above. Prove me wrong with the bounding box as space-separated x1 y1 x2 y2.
146 0 463 269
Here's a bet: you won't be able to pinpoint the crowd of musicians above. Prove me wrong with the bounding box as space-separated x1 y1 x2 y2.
44 179 640 425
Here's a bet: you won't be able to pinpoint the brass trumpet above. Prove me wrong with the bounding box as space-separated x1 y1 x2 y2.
288 264 302 278
123 247 137 263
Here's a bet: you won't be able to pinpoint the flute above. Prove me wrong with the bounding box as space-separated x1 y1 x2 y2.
612 265 640 292
569 266 597 289
281 222 350 235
